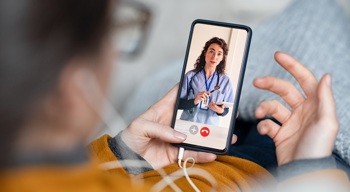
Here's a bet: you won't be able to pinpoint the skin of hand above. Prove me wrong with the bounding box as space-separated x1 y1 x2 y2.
209 100 225 114
194 91 210 105
121 84 237 169
254 51 339 166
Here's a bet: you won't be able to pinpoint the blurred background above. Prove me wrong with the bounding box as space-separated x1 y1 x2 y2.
100 0 350 137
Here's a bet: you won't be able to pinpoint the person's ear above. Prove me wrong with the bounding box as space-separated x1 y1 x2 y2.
73 67 99 104
57 62 89 103
52 59 101 131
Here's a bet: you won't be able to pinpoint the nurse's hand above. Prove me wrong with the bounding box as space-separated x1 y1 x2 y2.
121 84 238 169
194 91 210 105
254 51 339 166
208 101 224 114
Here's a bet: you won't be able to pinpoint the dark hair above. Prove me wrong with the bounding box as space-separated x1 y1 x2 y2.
0 0 114 168
193 37 229 74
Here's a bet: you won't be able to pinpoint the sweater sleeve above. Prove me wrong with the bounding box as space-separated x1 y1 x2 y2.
89 134 153 176
108 132 153 175
277 156 337 181
278 157 350 191
89 134 129 176
278 169 350 191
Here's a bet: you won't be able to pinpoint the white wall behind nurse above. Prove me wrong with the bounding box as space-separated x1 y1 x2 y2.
184 24 231 73
222 29 248 127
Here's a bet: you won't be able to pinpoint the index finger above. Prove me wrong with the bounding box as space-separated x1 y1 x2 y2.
183 151 217 163
274 51 318 97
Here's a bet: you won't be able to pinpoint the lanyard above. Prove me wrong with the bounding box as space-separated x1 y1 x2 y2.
203 70 216 91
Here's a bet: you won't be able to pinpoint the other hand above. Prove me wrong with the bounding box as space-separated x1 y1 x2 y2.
254 51 339 166
121 84 237 169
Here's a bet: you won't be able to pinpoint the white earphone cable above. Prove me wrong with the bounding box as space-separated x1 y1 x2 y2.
177 147 200 192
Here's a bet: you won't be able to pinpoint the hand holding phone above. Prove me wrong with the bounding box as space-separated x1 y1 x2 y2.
121 85 218 169
172 19 252 154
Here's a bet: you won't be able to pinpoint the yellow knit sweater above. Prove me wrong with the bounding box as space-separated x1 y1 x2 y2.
1 135 349 191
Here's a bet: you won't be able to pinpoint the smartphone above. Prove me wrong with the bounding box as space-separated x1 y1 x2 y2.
172 19 252 154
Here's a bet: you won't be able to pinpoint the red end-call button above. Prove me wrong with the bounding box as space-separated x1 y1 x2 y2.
200 127 210 137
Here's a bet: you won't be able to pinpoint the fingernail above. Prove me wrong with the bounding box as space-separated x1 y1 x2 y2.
254 77 265 85
208 154 217 161
326 74 332 87
174 131 187 140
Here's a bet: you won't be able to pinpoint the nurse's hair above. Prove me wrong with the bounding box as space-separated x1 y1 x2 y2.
0 0 114 168
194 37 229 74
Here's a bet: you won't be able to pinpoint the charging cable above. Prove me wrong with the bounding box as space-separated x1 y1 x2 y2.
177 147 185 168
177 147 200 192
100 147 218 191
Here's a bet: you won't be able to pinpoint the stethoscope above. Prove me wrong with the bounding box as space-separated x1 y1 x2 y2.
187 69 220 113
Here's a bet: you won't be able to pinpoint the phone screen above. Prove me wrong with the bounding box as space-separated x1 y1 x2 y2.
172 20 252 153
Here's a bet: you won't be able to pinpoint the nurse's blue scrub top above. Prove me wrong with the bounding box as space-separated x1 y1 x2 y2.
180 69 234 125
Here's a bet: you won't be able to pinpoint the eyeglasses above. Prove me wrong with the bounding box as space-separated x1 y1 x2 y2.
112 0 152 60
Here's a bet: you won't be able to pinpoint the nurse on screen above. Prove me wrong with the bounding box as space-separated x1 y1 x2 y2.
179 37 234 126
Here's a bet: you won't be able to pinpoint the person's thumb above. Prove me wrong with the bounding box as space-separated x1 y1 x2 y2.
317 74 338 127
